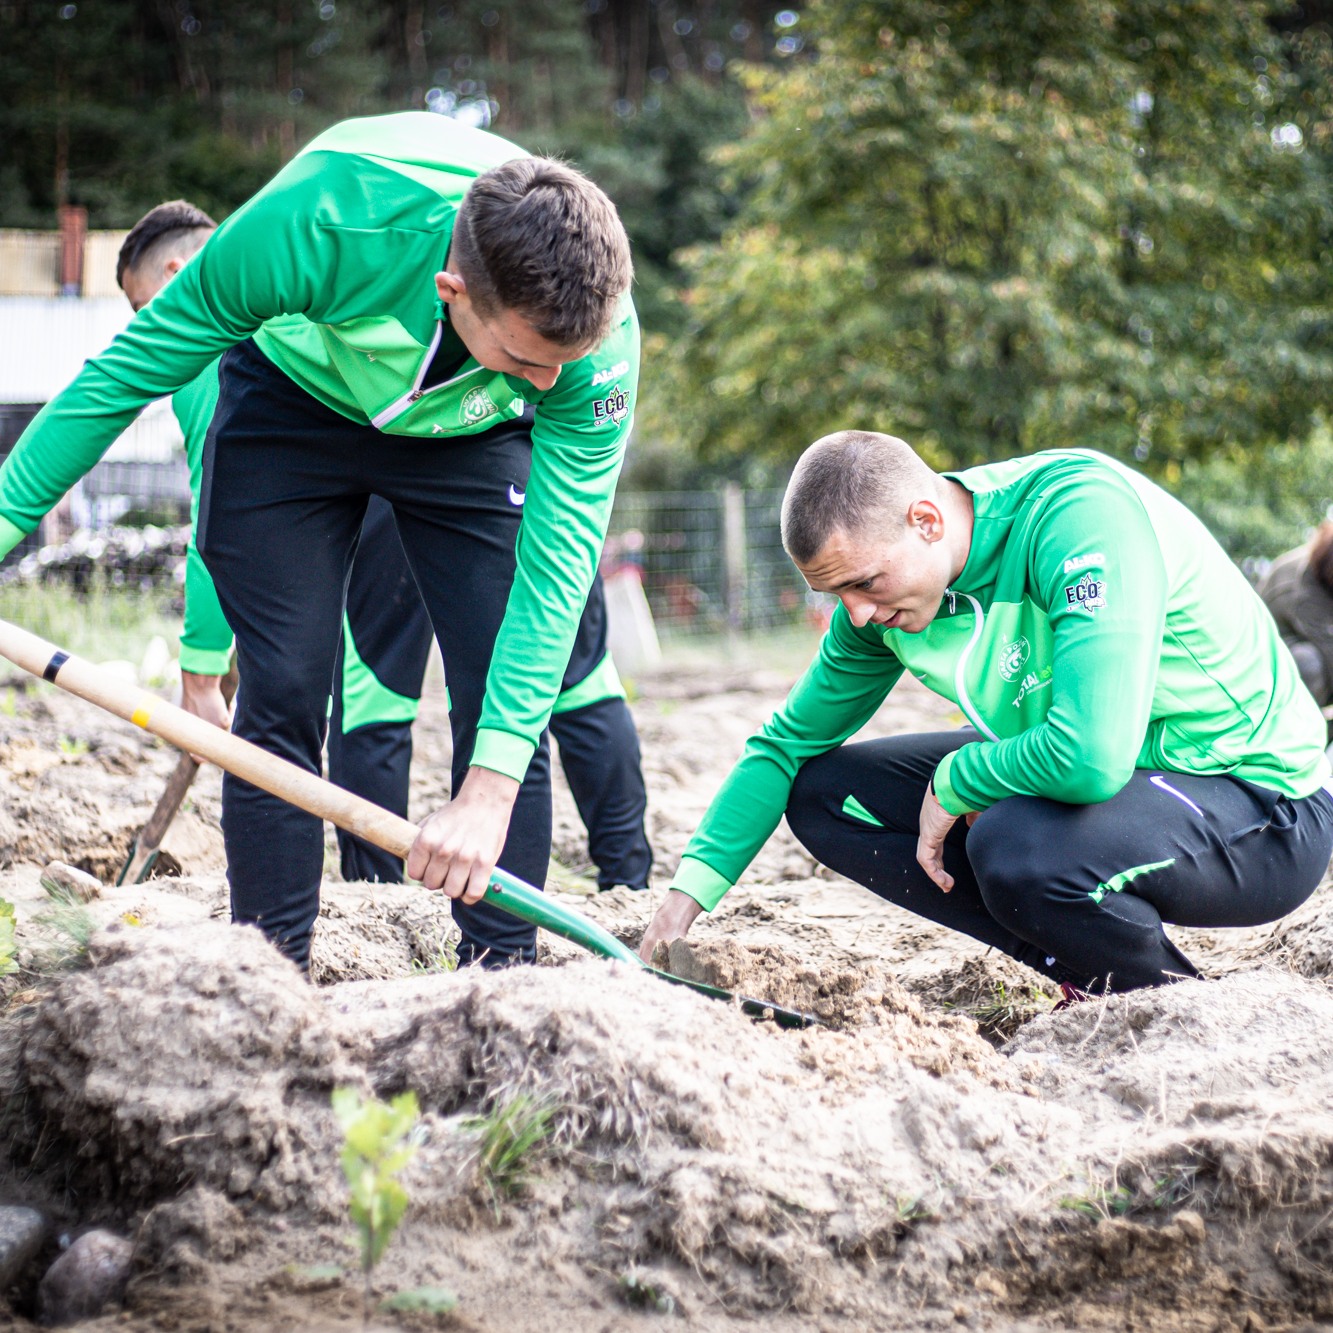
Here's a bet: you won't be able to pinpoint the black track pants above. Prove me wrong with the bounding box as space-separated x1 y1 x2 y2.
328 495 652 891
328 496 434 885
785 730 1333 992
551 696 652 890
198 339 551 969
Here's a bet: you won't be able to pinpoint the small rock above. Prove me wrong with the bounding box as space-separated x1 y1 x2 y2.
40 862 103 904
0 1205 48 1289
1174 1208 1206 1244
37 1229 133 1326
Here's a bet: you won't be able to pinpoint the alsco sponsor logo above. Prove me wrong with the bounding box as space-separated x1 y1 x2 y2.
593 387 630 425
1063 551 1105 574
591 360 629 388
997 636 1031 682
1064 573 1107 612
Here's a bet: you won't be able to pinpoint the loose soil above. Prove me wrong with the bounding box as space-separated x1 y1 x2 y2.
3 648 1333 1331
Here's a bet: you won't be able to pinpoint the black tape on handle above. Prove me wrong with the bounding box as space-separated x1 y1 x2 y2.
42 650 69 683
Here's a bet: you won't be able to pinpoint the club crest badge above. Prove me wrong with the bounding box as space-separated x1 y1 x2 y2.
997 637 1031 682
461 386 498 425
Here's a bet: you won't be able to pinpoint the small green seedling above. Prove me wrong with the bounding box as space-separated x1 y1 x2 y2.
0 688 16 717
379 1287 458 1317
0 899 17 978
57 735 88 757
466 1093 557 1214
331 1087 422 1322
618 1270 676 1315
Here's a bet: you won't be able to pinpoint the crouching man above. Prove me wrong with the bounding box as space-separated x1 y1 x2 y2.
640 433 1333 994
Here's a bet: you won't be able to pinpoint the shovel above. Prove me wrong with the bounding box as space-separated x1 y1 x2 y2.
0 617 819 1029
117 659 239 885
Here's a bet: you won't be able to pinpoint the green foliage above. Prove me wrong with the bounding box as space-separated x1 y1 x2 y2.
1059 1168 1195 1220
31 900 94 973
618 1269 677 1314
0 583 180 671
331 1087 421 1303
466 1093 557 1210
643 0 1333 473
1169 419 1333 567
0 899 17 979
409 933 459 975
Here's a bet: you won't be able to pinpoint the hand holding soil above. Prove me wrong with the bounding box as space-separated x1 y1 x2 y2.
406 767 519 903
637 887 704 962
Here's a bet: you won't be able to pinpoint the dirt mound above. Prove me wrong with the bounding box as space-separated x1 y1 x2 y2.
656 937 1014 1071
329 949 1066 1313
19 921 364 1215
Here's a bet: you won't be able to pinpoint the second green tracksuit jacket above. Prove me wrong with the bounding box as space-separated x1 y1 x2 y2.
674 450 1331 911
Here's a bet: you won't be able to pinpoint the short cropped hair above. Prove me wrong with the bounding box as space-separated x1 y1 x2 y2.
451 156 632 350
781 431 938 564
116 200 217 289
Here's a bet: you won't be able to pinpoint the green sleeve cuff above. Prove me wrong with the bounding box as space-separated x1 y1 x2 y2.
179 644 235 676
471 728 537 784
932 749 972 816
0 515 28 561
669 856 734 912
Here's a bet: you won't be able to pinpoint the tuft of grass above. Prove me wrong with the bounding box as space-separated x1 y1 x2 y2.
466 1093 558 1213
30 900 95 973
57 735 89 757
618 1270 676 1315
0 899 17 978
895 1194 933 1228
410 929 459 975
947 979 1056 1044
1059 1169 1196 1222
0 582 180 667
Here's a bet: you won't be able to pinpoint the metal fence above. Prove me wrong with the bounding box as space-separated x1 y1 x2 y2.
606 485 821 637
0 468 817 636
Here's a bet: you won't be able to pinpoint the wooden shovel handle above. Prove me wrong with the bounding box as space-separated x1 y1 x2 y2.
0 618 418 861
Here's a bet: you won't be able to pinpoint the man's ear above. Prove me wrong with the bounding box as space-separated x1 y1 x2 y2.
162 255 186 279
907 497 946 543
435 269 467 304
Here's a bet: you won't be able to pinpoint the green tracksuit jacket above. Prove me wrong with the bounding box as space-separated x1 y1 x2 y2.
674 450 1332 912
0 113 639 782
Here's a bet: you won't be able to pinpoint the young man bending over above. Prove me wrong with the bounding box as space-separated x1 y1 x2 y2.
641 433 1333 994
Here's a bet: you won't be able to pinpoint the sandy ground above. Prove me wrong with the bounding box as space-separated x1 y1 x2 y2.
4 641 1333 1331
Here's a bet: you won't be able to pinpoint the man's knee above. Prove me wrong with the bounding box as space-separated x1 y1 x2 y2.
967 798 1069 922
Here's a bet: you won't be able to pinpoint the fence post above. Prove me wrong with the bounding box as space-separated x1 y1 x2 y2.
722 482 747 633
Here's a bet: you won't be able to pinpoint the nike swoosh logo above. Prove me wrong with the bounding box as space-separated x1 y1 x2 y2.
1149 774 1204 817
508 485 526 507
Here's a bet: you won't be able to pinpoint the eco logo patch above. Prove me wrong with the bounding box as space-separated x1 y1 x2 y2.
997 636 1031 682
1064 573 1107 613
461 386 498 425
593 387 629 426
